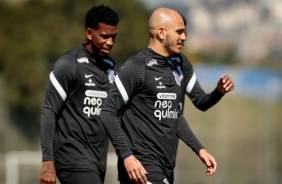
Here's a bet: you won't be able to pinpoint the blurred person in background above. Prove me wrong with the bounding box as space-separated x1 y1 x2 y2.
40 4 119 184
101 7 234 184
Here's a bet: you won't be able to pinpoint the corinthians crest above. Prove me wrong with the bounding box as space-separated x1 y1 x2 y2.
107 69 115 83
168 57 183 86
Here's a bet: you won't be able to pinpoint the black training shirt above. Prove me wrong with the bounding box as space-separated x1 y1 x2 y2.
101 48 214 177
41 44 116 173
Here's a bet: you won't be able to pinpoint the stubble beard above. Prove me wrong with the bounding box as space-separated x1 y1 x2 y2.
165 34 181 56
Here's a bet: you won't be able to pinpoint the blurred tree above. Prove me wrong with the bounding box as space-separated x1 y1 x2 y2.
0 0 150 145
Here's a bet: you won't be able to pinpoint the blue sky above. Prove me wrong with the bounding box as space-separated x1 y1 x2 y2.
194 65 282 101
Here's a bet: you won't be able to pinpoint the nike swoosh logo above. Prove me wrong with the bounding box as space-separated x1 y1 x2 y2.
85 74 93 78
155 77 162 81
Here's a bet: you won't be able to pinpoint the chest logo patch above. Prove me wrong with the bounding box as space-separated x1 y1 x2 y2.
85 79 95 86
85 74 93 78
155 76 162 81
107 69 115 84
154 93 178 120
83 90 107 117
168 57 183 86
172 66 183 86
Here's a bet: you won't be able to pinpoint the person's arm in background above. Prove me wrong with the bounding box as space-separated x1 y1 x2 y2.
40 56 75 184
177 114 217 176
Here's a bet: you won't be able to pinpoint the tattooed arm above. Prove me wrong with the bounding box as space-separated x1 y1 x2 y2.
40 161 56 184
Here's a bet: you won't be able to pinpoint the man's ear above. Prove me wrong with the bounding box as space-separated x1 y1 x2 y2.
85 28 93 40
157 28 165 40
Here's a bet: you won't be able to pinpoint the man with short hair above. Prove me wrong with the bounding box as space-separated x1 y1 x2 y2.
40 4 119 184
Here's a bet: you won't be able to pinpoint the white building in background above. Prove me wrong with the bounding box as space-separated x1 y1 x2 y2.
186 0 282 63
141 0 282 65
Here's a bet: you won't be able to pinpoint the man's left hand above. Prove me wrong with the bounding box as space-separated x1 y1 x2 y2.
217 75 234 94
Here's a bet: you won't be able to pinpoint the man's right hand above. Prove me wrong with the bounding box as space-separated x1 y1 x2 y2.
40 161 56 184
198 149 217 176
124 155 148 184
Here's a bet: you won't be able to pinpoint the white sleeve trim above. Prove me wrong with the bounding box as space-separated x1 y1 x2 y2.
49 71 67 101
115 75 129 105
186 72 196 94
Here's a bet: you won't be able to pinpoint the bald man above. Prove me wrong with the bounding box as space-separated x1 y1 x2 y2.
101 8 234 184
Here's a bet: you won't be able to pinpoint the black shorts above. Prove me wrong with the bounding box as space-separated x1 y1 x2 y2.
56 170 105 184
118 162 173 184
120 171 172 184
